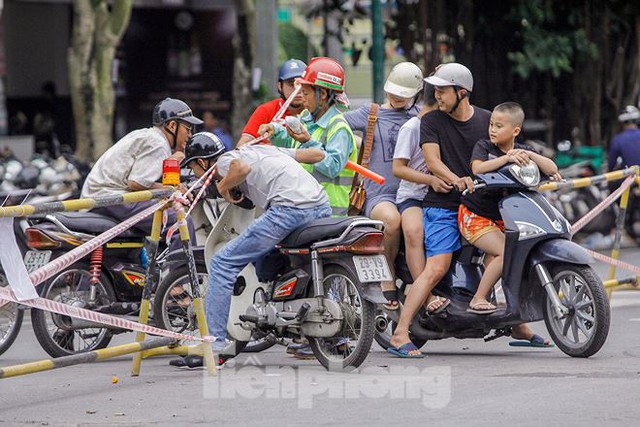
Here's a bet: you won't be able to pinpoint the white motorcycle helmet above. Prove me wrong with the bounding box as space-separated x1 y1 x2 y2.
618 105 640 124
424 62 474 92
384 62 424 99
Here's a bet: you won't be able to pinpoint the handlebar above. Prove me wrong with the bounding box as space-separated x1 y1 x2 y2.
462 182 486 196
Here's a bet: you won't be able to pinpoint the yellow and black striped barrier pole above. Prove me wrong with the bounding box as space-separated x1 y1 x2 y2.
604 277 637 290
0 337 175 379
0 188 174 218
538 166 638 192
131 208 166 377
173 201 217 376
606 184 631 297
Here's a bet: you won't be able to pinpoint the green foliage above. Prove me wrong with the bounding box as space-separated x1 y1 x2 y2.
507 0 599 79
278 22 313 62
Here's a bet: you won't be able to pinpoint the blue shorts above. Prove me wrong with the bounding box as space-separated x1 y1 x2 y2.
423 207 461 257
396 198 422 214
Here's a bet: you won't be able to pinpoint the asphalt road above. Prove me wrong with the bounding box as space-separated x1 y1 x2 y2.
1 249 639 426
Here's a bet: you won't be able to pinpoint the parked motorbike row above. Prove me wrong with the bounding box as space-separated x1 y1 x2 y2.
0 161 611 371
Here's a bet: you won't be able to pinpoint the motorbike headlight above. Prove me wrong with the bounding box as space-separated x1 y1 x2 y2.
509 161 540 187
514 221 547 240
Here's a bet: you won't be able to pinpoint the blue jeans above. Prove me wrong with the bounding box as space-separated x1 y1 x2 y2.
206 203 331 347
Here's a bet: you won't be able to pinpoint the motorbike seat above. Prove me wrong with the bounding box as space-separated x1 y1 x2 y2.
279 216 370 248
48 212 147 239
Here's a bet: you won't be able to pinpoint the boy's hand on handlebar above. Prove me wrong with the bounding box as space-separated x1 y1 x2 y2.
453 176 474 193
549 172 563 181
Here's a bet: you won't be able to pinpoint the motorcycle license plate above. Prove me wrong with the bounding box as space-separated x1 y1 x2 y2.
23 250 52 274
353 255 392 283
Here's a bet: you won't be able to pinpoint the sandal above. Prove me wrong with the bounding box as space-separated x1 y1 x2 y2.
467 301 497 315
426 296 450 314
509 333 554 348
387 342 425 358
382 290 400 311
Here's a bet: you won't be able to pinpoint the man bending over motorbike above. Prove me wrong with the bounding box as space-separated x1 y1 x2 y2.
170 132 331 368
81 98 201 250
458 102 561 314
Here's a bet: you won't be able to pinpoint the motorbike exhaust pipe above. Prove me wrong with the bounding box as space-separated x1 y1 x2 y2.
375 314 389 333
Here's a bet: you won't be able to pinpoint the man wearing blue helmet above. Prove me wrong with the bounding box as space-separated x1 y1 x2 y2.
237 58 307 147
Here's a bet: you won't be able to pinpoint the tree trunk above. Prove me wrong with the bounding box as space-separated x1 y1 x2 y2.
231 0 256 141
68 0 132 162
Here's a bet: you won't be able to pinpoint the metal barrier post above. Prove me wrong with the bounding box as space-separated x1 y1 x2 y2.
174 202 217 375
131 208 165 376
606 185 631 297
0 337 174 379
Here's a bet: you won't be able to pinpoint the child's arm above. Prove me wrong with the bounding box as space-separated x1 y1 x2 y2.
392 159 451 192
471 155 510 175
525 151 560 177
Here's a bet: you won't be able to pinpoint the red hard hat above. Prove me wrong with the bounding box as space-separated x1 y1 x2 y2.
296 57 345 93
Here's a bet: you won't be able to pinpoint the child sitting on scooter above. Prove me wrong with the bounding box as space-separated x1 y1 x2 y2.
458 102 561 314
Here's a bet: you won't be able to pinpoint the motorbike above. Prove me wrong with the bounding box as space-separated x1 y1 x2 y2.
378 162 610 358
154 202 388 371
19 190 273 358
0 190 74 357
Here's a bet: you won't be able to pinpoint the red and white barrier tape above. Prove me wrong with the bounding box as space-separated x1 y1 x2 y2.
166 164 218 243
585 249 640 276
571 175 635 234
272 84 301 123
0 286 212 342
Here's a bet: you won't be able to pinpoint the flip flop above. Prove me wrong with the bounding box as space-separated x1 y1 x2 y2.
509 334 555 348
466 301 497 315
382 290 400 311
427 296 451 314
386 342 425 358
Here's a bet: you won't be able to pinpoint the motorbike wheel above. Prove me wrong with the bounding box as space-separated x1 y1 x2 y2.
373 308 427 350
0 271 24 356
543 264 610 358
154 264 209 334
154 265 276 353
31 262 115 358
308 265 375 371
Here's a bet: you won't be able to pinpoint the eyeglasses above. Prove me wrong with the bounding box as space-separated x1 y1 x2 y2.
180 121 193 133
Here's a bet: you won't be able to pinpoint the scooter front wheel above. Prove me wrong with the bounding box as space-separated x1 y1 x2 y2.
543 264 610 358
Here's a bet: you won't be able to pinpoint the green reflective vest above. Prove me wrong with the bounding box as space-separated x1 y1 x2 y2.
297 114 357 216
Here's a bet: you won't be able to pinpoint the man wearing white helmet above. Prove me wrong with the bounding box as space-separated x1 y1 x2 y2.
608 105 640 171
343 61 423 311
389 63 549 357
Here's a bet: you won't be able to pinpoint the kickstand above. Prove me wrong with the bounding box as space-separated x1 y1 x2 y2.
484 327 512 342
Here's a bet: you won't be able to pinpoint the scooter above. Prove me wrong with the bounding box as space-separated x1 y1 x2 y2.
381 162 610 358
154 202 388 371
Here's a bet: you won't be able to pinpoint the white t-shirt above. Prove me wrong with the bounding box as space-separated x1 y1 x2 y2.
393 117 430 204
216 144 328 210
82 127 171 198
